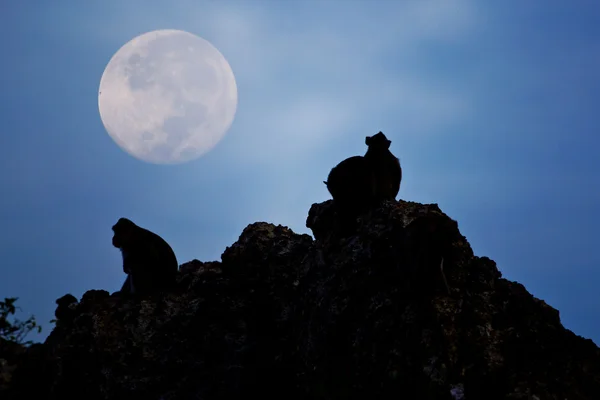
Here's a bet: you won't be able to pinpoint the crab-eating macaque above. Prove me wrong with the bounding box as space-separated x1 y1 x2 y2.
54 294 78 324
112 217 178 295
323 155 373 217
364 131 402 202
323 131 402 216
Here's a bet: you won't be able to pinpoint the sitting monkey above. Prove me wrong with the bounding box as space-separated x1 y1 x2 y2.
364 131 402 202
323 155 372 216
324 131 402 216
112 217 178 295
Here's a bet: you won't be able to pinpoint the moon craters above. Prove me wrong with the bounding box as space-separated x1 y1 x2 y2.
98 29 238 164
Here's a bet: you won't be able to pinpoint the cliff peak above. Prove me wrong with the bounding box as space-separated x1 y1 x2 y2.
2 200 599 399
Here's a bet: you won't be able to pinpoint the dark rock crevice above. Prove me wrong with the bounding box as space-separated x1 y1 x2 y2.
1 199 599 399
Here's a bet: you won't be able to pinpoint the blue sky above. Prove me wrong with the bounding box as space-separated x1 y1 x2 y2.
1 0 599 343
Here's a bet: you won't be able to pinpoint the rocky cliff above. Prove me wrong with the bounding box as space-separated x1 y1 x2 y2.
2 200 600 399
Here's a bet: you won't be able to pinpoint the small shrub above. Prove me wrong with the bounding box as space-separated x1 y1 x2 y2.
0 297 41 346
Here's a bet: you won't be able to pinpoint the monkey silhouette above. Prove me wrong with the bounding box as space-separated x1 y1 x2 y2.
324 155 372 216
364 131 402 202
112 218 178 295
323 131 402 223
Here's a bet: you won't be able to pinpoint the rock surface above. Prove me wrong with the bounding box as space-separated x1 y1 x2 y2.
2 199 600 399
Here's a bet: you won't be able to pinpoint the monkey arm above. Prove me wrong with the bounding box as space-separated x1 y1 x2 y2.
121 251 133 274
120 275 132 293
391 162 402 199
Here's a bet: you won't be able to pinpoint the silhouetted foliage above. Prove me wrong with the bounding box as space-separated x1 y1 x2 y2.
0 297 41 345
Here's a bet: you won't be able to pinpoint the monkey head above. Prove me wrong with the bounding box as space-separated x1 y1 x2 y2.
54 293 78 325
112 217 137 249
365 131 391 150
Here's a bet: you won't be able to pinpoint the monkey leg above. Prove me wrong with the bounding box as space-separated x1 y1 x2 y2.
120 275 135 294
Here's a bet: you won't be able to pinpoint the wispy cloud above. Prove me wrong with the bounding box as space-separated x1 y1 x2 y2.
77 0 478 165
191 1 479 163
59 0 481 229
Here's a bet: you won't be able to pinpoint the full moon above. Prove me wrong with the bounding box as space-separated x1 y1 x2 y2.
98 29 238 164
